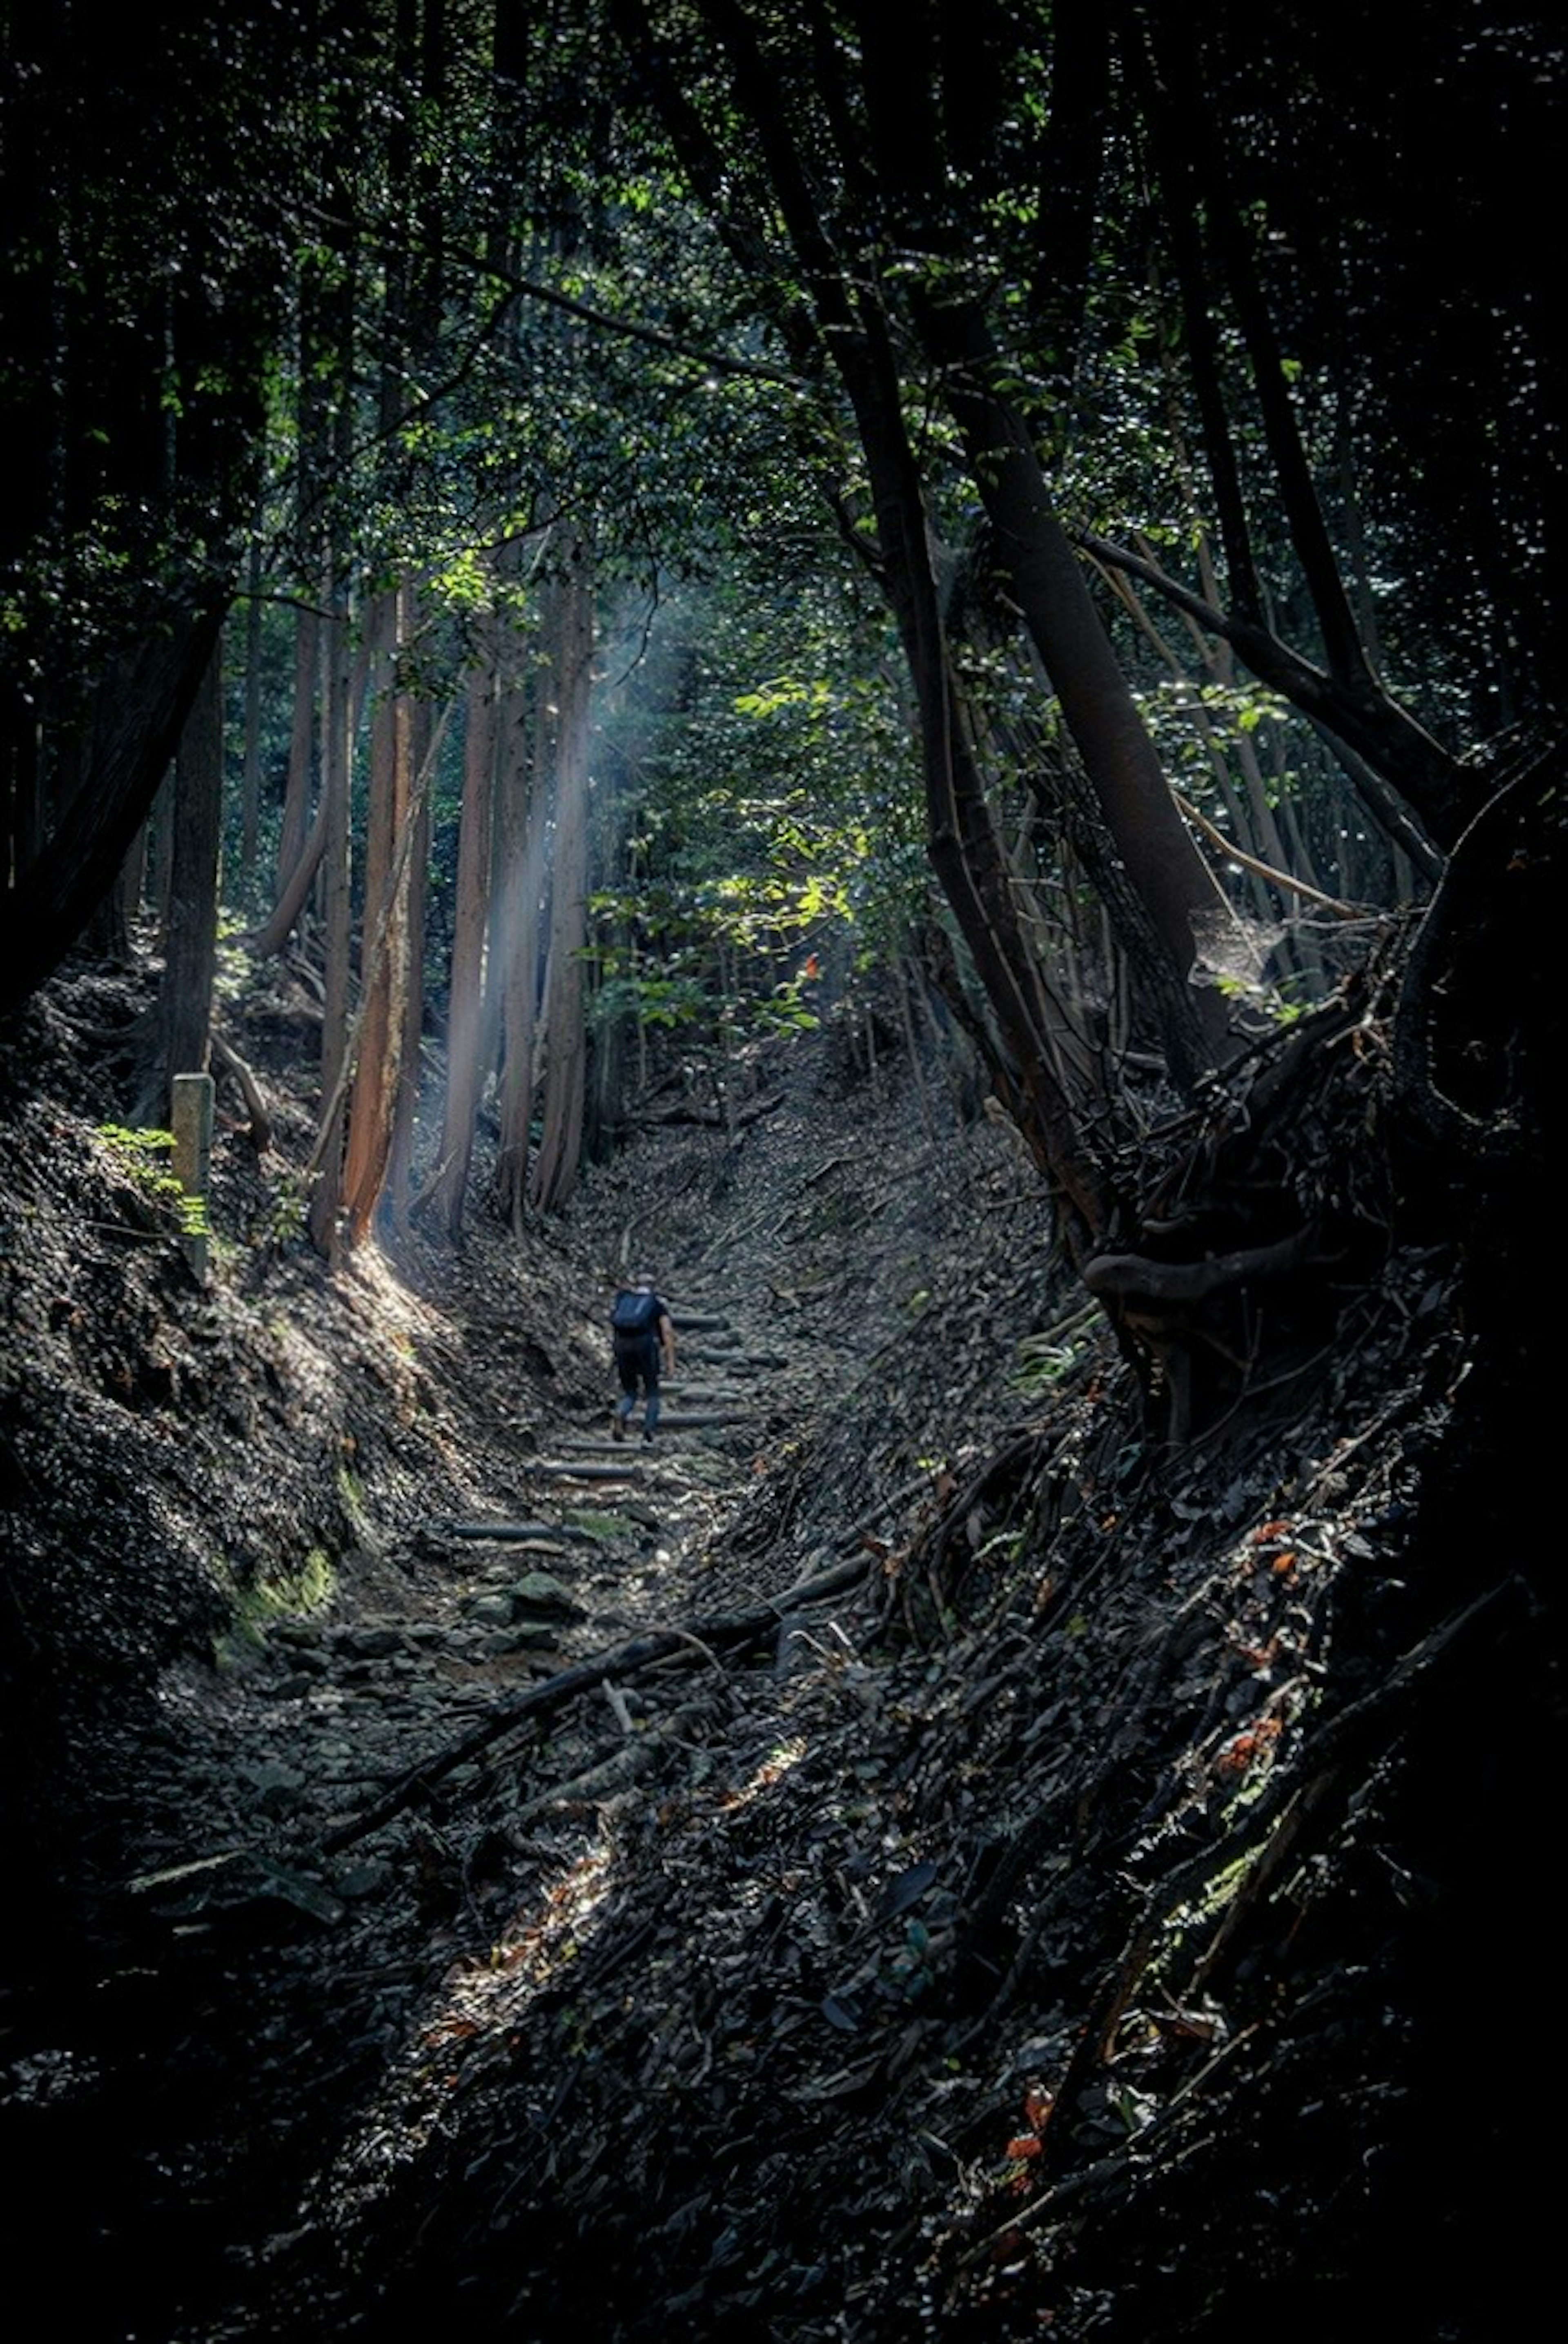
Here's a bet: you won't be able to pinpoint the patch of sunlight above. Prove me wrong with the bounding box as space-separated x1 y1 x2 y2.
438 1838 619 2037
717 1734 808 1812
322 1831 621 2209
341 1239 459 1354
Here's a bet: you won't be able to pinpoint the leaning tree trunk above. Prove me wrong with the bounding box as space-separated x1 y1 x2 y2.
907 296 1237 1082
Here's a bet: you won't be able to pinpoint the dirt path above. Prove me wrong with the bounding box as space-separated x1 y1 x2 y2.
6 1056 1062 2343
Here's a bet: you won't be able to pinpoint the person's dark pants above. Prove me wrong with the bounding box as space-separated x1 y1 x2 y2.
614 1334 661 1432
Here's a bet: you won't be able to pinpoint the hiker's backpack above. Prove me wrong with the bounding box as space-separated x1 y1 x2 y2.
611 1287 660 1336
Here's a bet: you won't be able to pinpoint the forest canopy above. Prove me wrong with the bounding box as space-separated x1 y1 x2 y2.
0 0 1558 1299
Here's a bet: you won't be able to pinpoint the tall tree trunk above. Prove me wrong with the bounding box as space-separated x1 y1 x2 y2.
528 555 595 1214
135 627 225 1122
906 298 1237 1074
490 635 548 1232
1 698 43 892
425 637 498 1238
385 726 431 1237
274 602 321 906
341 581 417 1242
238 528 265 896
307 584 355 1258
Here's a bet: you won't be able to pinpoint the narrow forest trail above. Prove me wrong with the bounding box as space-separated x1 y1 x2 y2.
5 1027 1070 2344
11 988 1549 2344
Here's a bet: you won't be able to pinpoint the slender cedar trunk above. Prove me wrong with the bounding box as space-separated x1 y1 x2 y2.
134 626 225 1122
251 570 375 964
276 604 320 898
301 156 360 1262
82 673 135 966
307 582 356 1256
147 767 176 944
238 529 264 895
119 815 149 945
341 583 415 1242
528 559 594 1213
425 643 497 1238
258 194 340 956
491 640 548 1232
385 704 431 1235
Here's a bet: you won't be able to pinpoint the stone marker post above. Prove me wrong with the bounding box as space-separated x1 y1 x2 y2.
171 1071 214 1284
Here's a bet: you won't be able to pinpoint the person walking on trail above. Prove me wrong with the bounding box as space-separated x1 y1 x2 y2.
609 1270 676 1443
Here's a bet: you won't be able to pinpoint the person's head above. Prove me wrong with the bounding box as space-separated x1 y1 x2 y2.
634 1269 655 1289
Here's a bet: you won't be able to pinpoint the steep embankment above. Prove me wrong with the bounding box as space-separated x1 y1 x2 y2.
0 961 1062 2339
2 957 1557 2343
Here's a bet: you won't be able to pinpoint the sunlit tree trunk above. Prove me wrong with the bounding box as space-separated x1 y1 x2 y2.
424 635 498 1238
529 553 595 1213
490 627 548 1232
341 581 416 1242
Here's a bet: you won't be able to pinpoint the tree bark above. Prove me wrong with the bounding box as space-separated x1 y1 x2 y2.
238 529 264 894
134 626 226 1122
529 556 595 1213
385 709 431 1235
341 580 416 1242
306 586 356 1258
424 637 498 1238
490 622 548 1232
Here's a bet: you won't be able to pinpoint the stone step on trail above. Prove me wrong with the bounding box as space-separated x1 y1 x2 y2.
434 1520 605 1545
521 1459 651 1485
634 1410 754 1429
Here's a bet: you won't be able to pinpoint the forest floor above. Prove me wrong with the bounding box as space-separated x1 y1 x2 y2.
0 953 1559 2342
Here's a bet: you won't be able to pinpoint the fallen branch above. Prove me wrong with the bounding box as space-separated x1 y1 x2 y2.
319 1553 871 1852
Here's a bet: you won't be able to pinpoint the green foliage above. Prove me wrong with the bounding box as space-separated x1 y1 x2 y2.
95 1125 209 1240
586 564 926 1077
214 1545 336 1663
1008 1307 1100 1399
